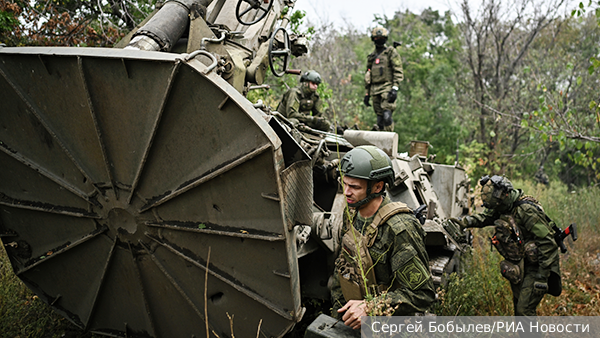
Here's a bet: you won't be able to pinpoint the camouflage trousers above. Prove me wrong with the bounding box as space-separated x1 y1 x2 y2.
510 268 546 316
372 94 396 132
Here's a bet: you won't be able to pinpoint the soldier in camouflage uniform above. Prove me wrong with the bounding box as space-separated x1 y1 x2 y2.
363 26 403 131
330 145 435 329
276 70 332 132
452 175 561 316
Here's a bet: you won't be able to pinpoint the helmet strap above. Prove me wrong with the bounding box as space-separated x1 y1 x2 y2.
347 181 385 209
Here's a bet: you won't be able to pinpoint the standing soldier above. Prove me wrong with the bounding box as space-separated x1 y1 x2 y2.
452 175 562 316
276 70 332 132
363 26 403 131
330 145 435 329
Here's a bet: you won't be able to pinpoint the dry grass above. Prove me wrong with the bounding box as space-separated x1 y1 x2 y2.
435 179 600 316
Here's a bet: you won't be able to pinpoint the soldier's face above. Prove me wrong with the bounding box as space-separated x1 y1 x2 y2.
342 176 383 207
308 81 318 92
343 176 368 206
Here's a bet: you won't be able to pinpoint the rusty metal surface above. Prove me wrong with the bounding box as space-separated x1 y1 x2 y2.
0 47 300 337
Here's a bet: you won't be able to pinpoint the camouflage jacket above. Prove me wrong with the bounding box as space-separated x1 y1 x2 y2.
276 85 323 122
465 189 560 279
365 45 404 96
330 197 436 316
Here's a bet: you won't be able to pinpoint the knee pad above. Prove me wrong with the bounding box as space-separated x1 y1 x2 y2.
383 110 393 126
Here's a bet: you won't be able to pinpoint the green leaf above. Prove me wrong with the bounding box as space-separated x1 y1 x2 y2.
489 130 496 138
577 76 583 86
521 120 529 128
198 223 206 229
541 133 548 142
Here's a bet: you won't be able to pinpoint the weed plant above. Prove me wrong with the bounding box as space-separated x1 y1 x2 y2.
434 180 600 316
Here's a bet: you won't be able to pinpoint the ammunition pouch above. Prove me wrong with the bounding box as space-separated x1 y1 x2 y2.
299 98 314 112
338 227 377 300
524 241 539 264
491 217 524 262
364 69 371 85
336 259 363 301
500 259 524 285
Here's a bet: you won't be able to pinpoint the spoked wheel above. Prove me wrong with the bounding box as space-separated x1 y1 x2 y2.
0 46 309 337
235 0 273 25
268 27 291 77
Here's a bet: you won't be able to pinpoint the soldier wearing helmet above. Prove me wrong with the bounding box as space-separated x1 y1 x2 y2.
452 175 561 316
363 26 404 131
330 145 435 329
276 70 332 132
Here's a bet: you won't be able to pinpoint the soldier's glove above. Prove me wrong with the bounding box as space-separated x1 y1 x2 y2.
387 88 398 103
533 279 548 296
363 95 371 107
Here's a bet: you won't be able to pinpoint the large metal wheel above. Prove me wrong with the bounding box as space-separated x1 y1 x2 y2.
0 47 311 337
235 0 273 25
268 27 291 77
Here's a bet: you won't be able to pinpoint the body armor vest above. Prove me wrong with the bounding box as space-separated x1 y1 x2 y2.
337 202 412 300
369 47 393 84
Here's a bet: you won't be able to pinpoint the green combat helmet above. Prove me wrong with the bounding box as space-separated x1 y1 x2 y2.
300 70 322 84
480 175 514 210
371 26 389 40
339 145 395 208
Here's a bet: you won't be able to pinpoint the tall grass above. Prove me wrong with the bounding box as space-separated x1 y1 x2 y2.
434 180 600 316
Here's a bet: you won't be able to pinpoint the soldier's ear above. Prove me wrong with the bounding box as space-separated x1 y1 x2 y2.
372 181 385 194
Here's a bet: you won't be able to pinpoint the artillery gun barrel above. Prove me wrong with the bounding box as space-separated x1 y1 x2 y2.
126 0 214 51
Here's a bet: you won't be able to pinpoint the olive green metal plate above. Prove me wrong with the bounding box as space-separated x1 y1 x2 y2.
0 47 304 337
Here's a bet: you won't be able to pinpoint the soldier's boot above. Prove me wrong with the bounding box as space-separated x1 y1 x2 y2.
375 114 384 131
382 110 394 131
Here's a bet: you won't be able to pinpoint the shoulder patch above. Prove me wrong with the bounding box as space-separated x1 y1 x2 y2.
398 256 429 290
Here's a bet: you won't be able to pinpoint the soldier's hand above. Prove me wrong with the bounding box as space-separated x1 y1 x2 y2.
387 88 398 103
363 95 371 107
533 280 548 296
449 217 466 230
533 274 548 296
338 300 367 330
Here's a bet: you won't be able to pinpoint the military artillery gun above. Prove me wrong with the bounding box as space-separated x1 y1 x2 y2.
0 1 470 336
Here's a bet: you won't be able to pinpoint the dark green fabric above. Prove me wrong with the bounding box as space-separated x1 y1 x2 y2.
365 45 403 96
464 189 561 315
331 197 436 317
276 84 331 131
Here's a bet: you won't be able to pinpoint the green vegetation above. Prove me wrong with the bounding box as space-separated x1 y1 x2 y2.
434 179 600 316
1 0 600 334
0 246 96 337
